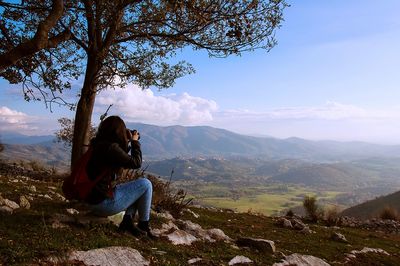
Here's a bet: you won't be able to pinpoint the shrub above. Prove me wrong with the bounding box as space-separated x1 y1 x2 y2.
28 160 46 172
324 206 340 226
285 209 294 217
379 206 399 221
303 195 322 222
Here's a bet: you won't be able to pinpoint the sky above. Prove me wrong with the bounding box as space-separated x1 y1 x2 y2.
1 0 400 144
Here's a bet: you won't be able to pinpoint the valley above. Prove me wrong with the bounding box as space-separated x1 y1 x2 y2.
1 124 400 217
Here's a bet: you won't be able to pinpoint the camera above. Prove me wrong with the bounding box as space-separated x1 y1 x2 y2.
130 129 140 140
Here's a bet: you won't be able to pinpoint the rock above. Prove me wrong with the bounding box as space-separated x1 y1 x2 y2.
19 196 30 209
276 217 293 229
345 247 390 263
67 246 150 266
0 205 14 214
107 211 125 226
156 211 175 221
167 229 197 245
188 257 203 264
207 228 232 242
273 253 331 266
236 237 276 253
26 195 34 201
350 247 390 256
292 219 307 230
228 255 253 265
51 219 69 229
152 221 179 237
184 208 200 218
179 220 214 242
331 232 348 243
54 193 66 201
300 226 314 234
66 208 79 215
0 194 4 205
43 194 52 200
28 185 36 193
4 199 20 210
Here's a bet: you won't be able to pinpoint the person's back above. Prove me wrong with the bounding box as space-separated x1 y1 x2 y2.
85 116 154 238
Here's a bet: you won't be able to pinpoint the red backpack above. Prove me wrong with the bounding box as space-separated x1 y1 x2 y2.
62 147 108 201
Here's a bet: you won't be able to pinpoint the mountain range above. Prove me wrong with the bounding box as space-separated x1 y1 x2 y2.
2 123 400 161
126 123 400 161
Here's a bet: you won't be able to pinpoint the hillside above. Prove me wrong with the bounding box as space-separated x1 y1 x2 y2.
341 190 400 219
0 162 399 265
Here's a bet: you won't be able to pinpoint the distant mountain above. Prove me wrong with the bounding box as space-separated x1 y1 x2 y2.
125 123 400 161
0 132 54 145
341 190 400 219
1 143 70 171
2 123 400 166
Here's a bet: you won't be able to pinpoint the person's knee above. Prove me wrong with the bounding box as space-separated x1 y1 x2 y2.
139 177 152 192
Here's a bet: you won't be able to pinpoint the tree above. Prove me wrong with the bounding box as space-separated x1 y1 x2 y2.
1 0 288 169
55 117 97 148
0 0 70 70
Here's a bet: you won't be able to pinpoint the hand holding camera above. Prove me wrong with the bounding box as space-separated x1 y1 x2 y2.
131 129 140 141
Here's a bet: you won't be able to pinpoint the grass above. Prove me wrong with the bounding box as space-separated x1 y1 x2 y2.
190 183 343 215
1 168 400 265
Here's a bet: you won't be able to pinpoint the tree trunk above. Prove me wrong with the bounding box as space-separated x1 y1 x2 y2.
70 55 100 170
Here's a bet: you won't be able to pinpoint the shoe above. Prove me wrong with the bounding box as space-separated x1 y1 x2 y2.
118 215 146 237
137 220 157 239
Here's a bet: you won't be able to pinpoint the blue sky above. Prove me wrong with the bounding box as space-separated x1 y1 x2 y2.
2 1 400 144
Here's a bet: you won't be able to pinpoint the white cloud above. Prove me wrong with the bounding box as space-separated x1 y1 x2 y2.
95 85 218 125
0 106 62 136
216 101 400 121
208 102 400 144
0 106 36 132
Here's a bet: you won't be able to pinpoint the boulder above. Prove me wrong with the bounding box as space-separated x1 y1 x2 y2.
236 237 276 253
152 221 179 237
228 255 253 265
3 199 20 210
167 229 197 245
331 232 348 243
273 253 330 266
0 205 13 214
19 196 30 209
67 246 150 266
292 219 307 230
188 258 203 264
207 228 232 242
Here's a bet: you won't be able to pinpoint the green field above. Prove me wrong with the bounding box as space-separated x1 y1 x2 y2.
181 183 343 216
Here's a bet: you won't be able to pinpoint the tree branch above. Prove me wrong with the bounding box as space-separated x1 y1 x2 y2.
0 0 68 70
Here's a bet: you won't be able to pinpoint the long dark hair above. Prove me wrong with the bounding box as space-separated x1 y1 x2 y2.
94 116 129 151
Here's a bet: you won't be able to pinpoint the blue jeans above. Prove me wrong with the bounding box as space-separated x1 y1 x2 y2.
90 177 153 221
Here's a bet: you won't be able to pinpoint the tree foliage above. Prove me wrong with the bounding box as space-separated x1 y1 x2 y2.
0 0 288 168
55 117 96 147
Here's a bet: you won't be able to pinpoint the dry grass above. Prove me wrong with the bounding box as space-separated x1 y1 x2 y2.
379 206 399 221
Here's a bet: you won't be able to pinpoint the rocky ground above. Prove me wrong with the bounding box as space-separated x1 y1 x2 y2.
0 161 400 265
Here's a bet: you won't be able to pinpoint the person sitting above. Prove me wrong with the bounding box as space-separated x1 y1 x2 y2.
85 115 154 238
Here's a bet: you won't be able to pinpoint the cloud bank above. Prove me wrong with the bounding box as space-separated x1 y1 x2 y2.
95 85 218 125
3 99 400 144
0 106 38 133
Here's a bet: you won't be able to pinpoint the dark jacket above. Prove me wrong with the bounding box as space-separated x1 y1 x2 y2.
85 139 142 204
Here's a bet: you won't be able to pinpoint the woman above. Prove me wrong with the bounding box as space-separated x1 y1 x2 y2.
85 115 154 238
